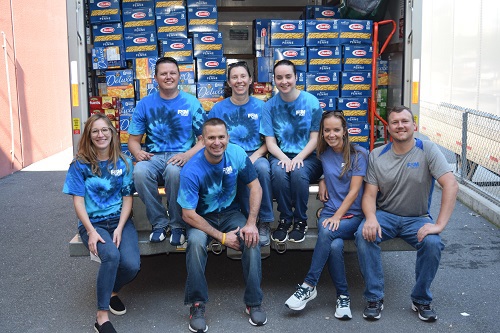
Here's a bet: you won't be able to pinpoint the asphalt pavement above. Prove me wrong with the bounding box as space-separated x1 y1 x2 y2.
0 149 499 333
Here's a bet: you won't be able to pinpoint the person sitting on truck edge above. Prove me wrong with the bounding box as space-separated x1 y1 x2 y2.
128 56 207 246
260 59 323 243
207 61 274 246
178 118 267 332
285 111 368 319
355 106 458 322
63 113 141 333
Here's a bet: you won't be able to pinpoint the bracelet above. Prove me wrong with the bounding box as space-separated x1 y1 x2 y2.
221 233 226 245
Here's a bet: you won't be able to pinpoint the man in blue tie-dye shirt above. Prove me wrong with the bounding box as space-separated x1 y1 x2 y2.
128 57 207 245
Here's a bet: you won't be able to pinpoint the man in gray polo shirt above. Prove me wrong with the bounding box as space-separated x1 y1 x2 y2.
355 106 458 322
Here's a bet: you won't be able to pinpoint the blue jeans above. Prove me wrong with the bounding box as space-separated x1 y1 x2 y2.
355 210 444 304
79 218 141 311
269 154 322 222
133 152 185 230
184 210 263 306
304 215 363 296
237 154 274 223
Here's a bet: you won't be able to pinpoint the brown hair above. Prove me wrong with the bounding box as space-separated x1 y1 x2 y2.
74 113 129 176
387 105 414 120
224 61 253 98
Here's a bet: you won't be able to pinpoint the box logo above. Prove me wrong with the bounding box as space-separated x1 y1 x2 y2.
165 18 179 24
315 76 330 83
349 24 363 31
97 1 111 8
132 12 147 19
100 27 115 33
348 128 362 134
318 50 333 57
283 50 298 57
196 11 210 17
280 24 296 31
133 37 148 44
319 102 326 109
201 36 216 43
316 23 331 30
350 76 364 83
171 43 185 49
322 10 335 17
205 61 219 67
353 50 367 56
346 101 361 108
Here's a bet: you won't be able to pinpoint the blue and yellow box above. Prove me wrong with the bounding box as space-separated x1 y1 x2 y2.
106 69 135 99
347 122 369 143
337 97 368 120
135 79 159 100
317 97 336 111
305 20 339 47
307 46 341 72
196 57 226 82
187 6 218 33
89 0 121 24
133 57 158 79
122 0 155 10
120 98 136 116
196 82 225 111
305 71 340 98
254 19 272 57
342 45 373 71
192 32 224 57
91 47 126 69
338 19 373 45
304 5 341 20
155 0 185 11
273 47 307 73
340 71 372 97
179 63 196 84
270 20 305 47
156 10 187 39
159 38 193 63
92 23 124 48
124 32 158 59
122 6 156 34
187 0 216 6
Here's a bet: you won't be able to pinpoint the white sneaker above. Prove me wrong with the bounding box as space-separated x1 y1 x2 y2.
335 295 352 319
285 284 317 311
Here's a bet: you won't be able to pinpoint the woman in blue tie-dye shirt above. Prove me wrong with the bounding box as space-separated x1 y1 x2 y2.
63 113 140 333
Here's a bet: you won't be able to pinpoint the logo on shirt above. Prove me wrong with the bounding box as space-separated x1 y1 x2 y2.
247 113 259 120
178 109 189 116
341 162 345 168
223 166 233 175
110 168 123 176
407 162 420 169
295 109 306 116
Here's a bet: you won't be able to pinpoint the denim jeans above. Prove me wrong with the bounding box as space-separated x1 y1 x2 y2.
237 154 274 223
269 154 322 222
133 152 185 230
184 209 263 306
355 210 444 304
304 215 363 296
79 218 141 311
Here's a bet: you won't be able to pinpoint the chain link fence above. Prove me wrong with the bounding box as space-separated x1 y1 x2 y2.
420 101 500 206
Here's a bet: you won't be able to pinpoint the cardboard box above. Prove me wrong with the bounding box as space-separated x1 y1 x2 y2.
305 71 340 98
307 46 341 72
106 69 135 99
317 97 336 111
253 82 273 101
338 19 373 45
159 38 193 63
305 20 339 47
179 63 196 84
156 10 188 39
187 6 218 33
273 47 307 73
270 20 305 47
340 71 372 97
256 57 273 83
254 19 272 57
196 57 226 82
196 82 225 111
124 32 158 59
337 97 368 117
89 96 119 110
120 98 136 115
155 1 185 12
342 45 373 71
378 59 389 86
133 57 158 79
192 32 223 57
89 0 121 24
178 84 197 96
187 0 216 6
121 144 135 161
121 0 155 10
304 6 341 20
122 7 156 34
91 47 126 69
135 79 158 100
92 23 124 48
347 122 369 143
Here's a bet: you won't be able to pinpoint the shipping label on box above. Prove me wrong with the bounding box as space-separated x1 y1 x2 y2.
121 0 155 10
187 6 218 33
307 46 341 72
338 19 373 45
187 0 216 6
306 71 339 98
122 7 156 34
340 72 372 97
120 98 136 115
254 19 272 56
317 97 336 111
305 20 339 47
271 20 305 47
159 38 193 63
92 23 124 47
124 32 158 59
196 57 226 82
192 32 223 57
336 97 368 116
179 63 195 84
273 47 307 73
156 11 187 39
133 57 158 79
89 96 119 110
347 122 369 143
196 82 224 111
343 45 373 71
91 47 126 69
89 0 121 24
106 69 135 98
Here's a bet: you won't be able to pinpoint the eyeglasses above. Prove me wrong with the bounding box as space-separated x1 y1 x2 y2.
91 127 111 136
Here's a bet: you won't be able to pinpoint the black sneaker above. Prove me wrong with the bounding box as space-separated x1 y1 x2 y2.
288 221 308 242
189 303 208 333
245 305 268 326
94 321 117 333
412 301 437 322
363 300 384 320
109 295 126 315
271 219 291 243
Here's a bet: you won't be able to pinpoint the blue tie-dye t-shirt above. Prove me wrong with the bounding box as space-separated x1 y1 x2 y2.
128 91 206 153
63 157 134 226
260 90 322 154
207 96 265 152
177 143 257 215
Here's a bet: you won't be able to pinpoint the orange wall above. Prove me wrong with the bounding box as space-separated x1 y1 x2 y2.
0 0 72 178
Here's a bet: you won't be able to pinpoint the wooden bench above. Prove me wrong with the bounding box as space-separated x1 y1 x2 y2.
69 186 415 259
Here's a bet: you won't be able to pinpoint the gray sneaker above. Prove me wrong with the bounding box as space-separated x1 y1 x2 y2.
258 222 271 246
